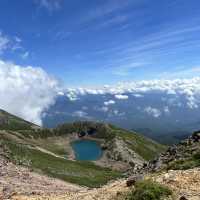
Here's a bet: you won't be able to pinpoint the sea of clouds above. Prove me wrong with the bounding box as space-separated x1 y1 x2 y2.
1 59 200 126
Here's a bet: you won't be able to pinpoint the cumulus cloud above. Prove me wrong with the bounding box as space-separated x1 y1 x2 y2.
114 94 128 100
144 106 161 118
62 77 200 109
104 100 115 106
163 106 170 114
0 60 60 125
65 89 79 101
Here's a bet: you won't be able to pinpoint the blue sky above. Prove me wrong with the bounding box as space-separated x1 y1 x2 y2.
0 0 200 87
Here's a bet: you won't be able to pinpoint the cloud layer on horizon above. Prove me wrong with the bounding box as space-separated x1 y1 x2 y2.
1 58 200 126
65 77 200 110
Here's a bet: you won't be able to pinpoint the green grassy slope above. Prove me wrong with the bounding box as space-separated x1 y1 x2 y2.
53 122 167 161
0 109 166 187
109 125 167 161
1 138 120 187
0 109 38 130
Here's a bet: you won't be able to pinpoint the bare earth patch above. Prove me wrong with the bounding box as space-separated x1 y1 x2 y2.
0 156 84 200
13 179 129 200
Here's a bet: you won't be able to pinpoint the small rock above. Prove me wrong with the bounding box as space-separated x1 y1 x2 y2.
179 196 188 200
126 175 143 187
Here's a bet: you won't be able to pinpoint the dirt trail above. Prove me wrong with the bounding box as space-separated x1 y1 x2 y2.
34 146 66 159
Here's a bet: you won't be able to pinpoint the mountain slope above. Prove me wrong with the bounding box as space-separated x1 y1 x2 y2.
145 130 200 172
54 121 166 161
1 109 199 200
0 109 165 187
1 129 200 200
0 109 39 130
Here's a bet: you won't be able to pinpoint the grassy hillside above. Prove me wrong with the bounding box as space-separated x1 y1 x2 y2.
0 130 121 187
1 138 120 187
0 109 38 130
109 125 166 161
53 121 166 161
0 109 166 187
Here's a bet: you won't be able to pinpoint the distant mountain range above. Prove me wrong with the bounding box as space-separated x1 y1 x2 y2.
42 90 200 144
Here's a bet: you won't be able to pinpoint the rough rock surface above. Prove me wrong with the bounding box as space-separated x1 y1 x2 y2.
152 168 200 200
143 131 200 172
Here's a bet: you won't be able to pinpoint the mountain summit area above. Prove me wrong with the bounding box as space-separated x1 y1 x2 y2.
0 109 200 200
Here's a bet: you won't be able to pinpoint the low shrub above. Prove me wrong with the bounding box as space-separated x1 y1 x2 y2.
125 180 172 200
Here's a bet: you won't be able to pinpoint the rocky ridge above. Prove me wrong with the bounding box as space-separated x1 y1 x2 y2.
145 130 200 172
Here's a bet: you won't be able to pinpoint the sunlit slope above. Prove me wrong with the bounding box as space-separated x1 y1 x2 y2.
0 109 166 187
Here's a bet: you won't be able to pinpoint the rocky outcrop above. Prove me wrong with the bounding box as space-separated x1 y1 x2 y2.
95 137 145 172
152 168 200 200
143 131 200 172
107 137 144 169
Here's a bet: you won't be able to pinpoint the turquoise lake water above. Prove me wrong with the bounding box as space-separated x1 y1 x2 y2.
72 140 102 161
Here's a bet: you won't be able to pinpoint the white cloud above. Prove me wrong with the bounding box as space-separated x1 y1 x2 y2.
104 100 115 106
21 51 29 59
163 106 170 114
63 77 200 109
0 31 26 54
14 36 22 43
72 110 90 119
0 31 10 54
144 106 161 118
57 91 64 96
0 60 60 125
133 94 143 98
93 106 109 113
36 0 63 11
115 94 128 100
113 109 125 117
66 91 79 101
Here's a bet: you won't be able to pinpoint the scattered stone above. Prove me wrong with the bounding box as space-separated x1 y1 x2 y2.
191 131 200 142
126 175 143 187
153 168 200 200
179 196 188 200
